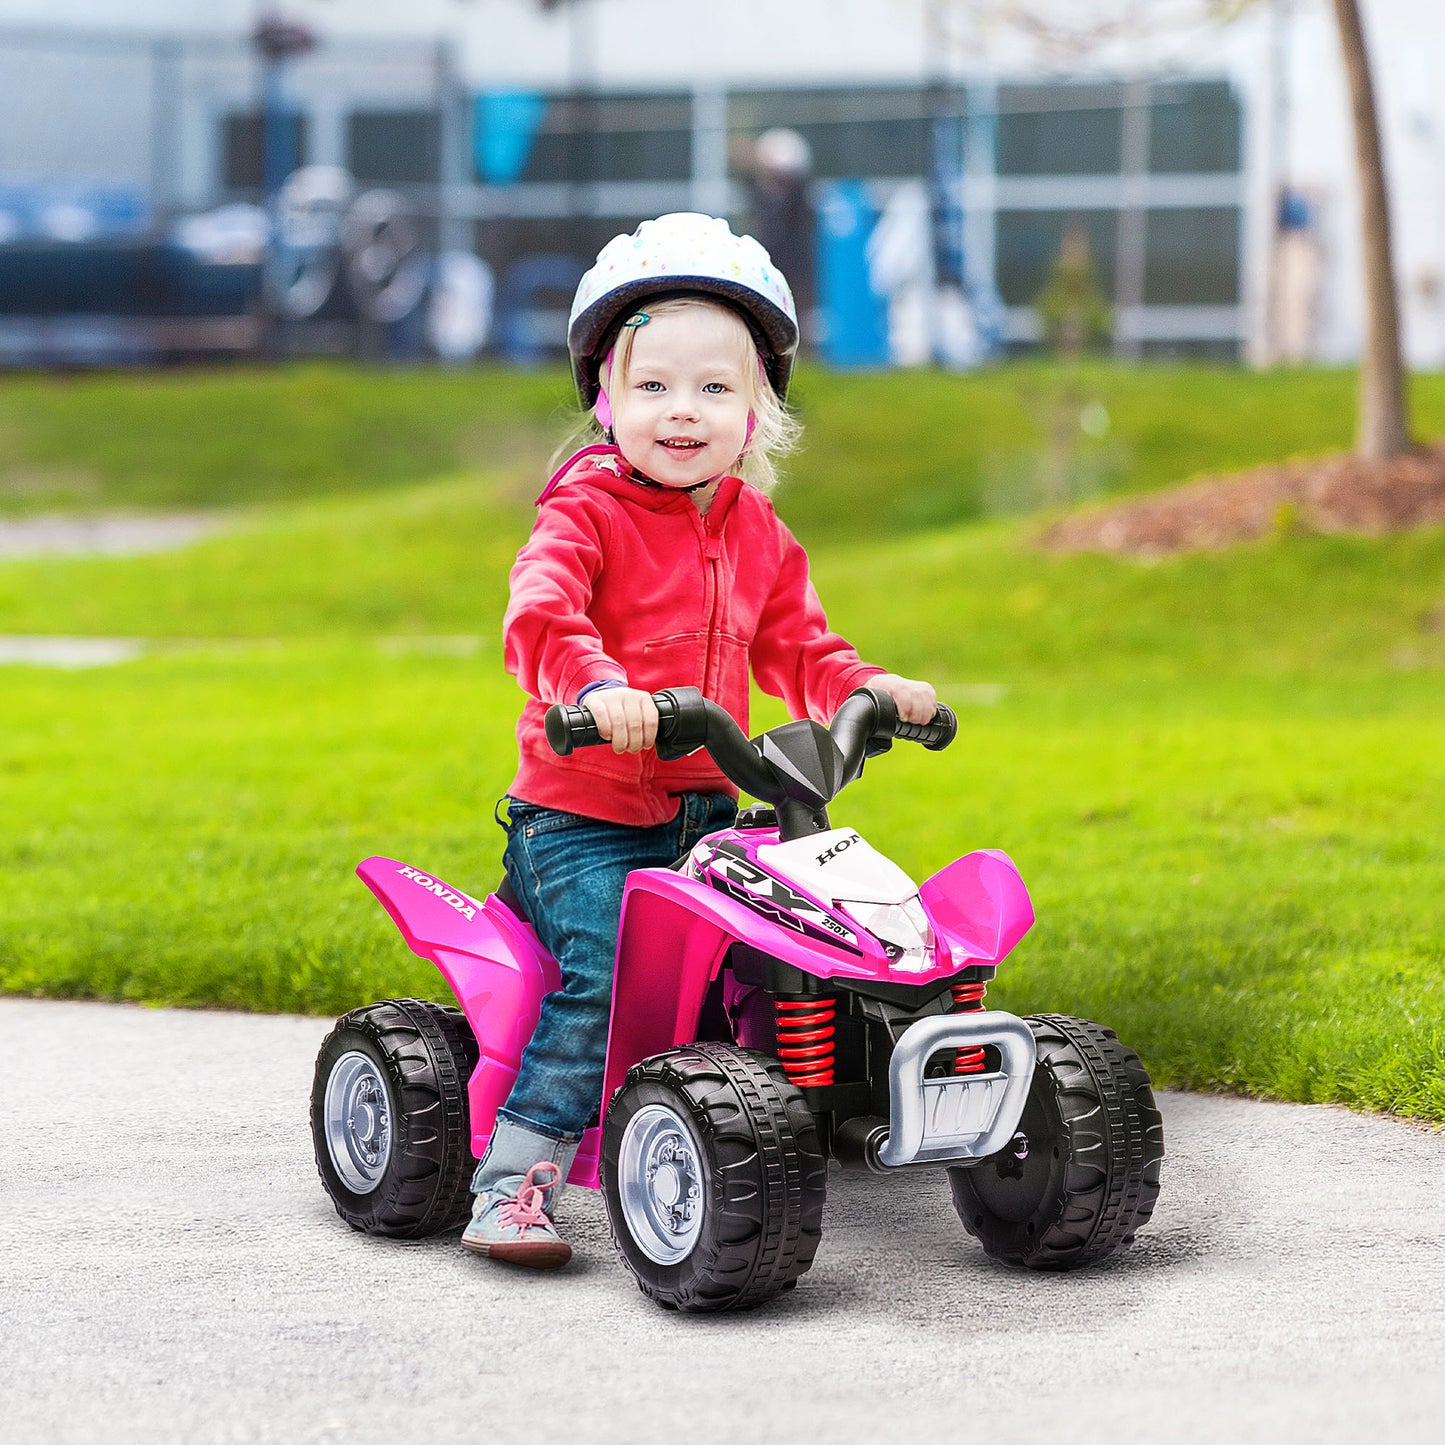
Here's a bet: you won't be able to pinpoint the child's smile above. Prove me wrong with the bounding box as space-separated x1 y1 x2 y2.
609 306 753 493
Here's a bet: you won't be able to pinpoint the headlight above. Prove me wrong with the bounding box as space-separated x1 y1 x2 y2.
839 896 935 973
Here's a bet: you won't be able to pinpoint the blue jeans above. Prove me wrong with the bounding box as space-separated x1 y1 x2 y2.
496 792 738 1141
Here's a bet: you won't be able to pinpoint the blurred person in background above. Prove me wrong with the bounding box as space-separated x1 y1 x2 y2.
749 128 816 347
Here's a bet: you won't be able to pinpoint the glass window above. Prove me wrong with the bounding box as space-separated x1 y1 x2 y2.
1148 81 1241 174
1141 338 1241 360
997 85 1123 176
474 216 642 281
728 86 958 179
784 118 930 179
995 210 1118 307
221 111 310 191
513 93 692 183
1142 207 1240 304
347 110 440 186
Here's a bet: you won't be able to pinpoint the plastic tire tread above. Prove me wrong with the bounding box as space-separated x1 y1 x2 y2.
310 998 479 1239
602 1043 826 1313
948 1013 1164 1270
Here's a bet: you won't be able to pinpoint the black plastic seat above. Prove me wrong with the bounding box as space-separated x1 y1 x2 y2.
494 873 529 923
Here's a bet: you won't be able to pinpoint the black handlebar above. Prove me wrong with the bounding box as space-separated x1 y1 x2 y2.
893 714 956 751
543 685 956 787
542 702 601 756
544 691 697 757
544 687 781 797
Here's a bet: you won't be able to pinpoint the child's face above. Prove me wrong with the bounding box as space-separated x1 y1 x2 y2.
609 305 753 489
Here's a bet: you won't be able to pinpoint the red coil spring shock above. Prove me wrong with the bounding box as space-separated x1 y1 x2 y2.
775 997 836 1087
950 979 988 1075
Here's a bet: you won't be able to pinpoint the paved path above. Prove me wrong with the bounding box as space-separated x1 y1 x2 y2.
0 513 216 558
4 997 1443 1443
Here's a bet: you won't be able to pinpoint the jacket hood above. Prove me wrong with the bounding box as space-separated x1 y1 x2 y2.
538 444 744 523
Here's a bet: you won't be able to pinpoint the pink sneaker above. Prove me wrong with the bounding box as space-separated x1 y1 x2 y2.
461 1161 571 1269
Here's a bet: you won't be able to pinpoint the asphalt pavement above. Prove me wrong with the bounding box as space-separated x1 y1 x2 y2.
5 996 1444 1444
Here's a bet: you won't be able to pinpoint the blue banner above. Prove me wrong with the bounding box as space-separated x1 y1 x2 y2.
815 180 888 368
473 91 548 186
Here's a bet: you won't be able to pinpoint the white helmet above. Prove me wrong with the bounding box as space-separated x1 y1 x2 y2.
567 212 799 407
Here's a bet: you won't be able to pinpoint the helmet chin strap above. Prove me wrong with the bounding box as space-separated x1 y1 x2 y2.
595 379 615 434
609 454 720 494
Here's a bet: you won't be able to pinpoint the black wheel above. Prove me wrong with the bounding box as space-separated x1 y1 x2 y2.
310 998 479 1239
949 1013 1164 1270
601 1043 826 1313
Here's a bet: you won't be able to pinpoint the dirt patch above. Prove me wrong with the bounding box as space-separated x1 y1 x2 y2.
1038 441 1445 558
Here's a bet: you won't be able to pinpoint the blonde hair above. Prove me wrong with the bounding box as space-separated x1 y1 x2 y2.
551 295 801 494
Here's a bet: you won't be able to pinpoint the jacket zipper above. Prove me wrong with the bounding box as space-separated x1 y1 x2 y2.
699 513 723 698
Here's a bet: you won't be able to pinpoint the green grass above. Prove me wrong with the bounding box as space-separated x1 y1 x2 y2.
8 360 1445 540
0 363 566 513
0 474 524 637
781 363 1445 541
2 641 1440 1120
1 362 1443 1122
0 646 504 1014
5 469 1445 683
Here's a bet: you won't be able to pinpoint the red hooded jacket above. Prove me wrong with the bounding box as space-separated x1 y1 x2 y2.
504 447 885 825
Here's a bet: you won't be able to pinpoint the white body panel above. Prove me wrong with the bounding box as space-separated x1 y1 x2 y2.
757 828 917 906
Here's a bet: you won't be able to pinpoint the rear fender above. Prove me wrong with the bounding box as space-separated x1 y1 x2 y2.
357 856 604 1177
919 849 1035 967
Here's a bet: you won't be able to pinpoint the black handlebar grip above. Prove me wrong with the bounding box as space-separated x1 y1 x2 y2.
544 691 690 757
543 702 603 756
892 703 958 751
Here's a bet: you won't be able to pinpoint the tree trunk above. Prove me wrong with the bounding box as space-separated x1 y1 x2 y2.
1331 0 1410 458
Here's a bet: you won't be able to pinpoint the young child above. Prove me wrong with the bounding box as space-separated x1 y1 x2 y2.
463 212 937 1268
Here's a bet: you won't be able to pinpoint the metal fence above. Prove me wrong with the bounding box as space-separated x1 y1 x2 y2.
0 23 1246 364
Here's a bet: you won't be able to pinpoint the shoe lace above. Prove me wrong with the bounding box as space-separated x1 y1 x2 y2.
495 1161 562 1233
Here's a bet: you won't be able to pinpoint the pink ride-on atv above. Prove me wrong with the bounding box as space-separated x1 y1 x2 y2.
310 685 1164 1312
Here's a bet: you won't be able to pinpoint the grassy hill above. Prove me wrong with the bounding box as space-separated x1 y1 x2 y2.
1 362 1442 1122
7 359 1445 538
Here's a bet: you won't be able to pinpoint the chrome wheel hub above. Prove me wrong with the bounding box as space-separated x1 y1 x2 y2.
617 1104 705 1264
324 1051 393 1193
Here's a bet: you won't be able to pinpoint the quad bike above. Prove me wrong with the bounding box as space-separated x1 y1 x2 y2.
311 685 1164 1312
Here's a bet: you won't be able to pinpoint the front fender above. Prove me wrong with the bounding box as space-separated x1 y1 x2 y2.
600 871 736 1113
600 866 879 1108
919 849 1035 967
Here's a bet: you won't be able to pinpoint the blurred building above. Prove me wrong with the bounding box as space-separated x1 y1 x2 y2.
0 0 1440 369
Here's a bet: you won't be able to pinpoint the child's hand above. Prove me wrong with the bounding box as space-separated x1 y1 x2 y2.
583 686 660 753
872 673 938 725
